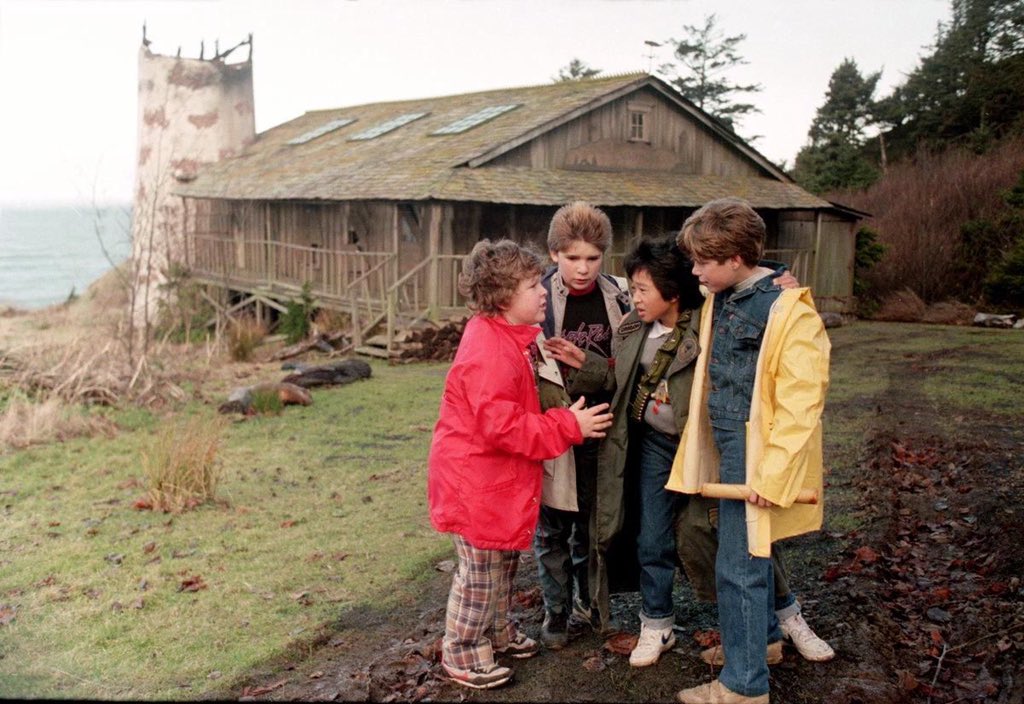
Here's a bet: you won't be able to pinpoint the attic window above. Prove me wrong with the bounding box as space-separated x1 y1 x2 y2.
431 104 521 135
348 112 429 141
628 103 651 143
287 118 356 145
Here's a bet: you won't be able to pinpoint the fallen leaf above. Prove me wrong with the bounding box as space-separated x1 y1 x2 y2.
582 654 606 672
133 497 153 511
142 541 157 554
280 519 296 528
854 545 879 564
178 574 207 593
603 631 638 656
0 604 16 626
309 671 324 679
898 670 919 691
693 629 721 648
434 559 454 573
241 678 288 697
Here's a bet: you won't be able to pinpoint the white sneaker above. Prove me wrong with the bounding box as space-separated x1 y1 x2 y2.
779 612 835 662
629 623 676 667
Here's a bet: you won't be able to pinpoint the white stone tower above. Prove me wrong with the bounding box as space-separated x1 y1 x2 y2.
131 29 255 324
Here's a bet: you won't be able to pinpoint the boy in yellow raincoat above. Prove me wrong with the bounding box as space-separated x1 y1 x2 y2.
669 198 830 704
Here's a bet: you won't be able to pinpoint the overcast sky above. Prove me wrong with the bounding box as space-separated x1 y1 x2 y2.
0 0 950 206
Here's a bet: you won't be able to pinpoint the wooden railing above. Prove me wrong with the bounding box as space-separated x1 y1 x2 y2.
342 253 397 346
188 234 392 301
385 254 464 350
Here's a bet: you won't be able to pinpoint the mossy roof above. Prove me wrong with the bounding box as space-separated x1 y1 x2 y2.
175 73 831 210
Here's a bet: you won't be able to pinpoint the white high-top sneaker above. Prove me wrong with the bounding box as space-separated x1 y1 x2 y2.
628 623 676 667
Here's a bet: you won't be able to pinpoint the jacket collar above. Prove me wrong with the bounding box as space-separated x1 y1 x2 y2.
478 313 542 348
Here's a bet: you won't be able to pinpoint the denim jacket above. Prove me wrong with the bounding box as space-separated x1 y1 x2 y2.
707 275 782 428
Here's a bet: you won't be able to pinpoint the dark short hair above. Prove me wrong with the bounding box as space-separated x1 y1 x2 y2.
547 201 613 253
623 235 703 311
678 197 765 267
458 239 546 314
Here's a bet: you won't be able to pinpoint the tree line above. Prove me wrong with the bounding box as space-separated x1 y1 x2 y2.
555 0 1024 309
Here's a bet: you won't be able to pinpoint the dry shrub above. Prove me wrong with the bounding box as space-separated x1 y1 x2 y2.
4 336 188 408
83 264 132 310
832 137 1024 302
313 308 350 335
0 396 115 450
873 288 926 322
141 415 227 513
227 315 267 362
921 301 976 325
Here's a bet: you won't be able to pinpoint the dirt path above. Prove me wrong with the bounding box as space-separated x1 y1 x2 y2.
224 324 1024 703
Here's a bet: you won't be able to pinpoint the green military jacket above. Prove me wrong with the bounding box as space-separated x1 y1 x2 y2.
568 306 793 629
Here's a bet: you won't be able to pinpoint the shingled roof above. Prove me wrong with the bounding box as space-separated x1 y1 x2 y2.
175 73 831 210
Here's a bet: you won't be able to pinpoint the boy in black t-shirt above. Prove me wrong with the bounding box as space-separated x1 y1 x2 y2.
534 202 630 649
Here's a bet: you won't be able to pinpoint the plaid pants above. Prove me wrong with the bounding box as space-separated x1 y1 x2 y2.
442 534 519 670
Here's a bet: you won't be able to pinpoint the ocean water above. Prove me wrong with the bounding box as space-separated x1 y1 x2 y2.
0 205 133 310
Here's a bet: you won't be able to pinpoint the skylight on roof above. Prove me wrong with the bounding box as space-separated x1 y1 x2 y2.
348 112 429 141
431 104 521 135
287 118 356 145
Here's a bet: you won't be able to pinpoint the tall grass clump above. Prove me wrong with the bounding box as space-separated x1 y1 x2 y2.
141 414 227 512
227 315 267 362
0 395 113 450
832 137 1024 303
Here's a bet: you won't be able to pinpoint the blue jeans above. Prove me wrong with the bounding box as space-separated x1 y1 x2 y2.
533 442 596 615
713 425 781 698
635 428 680 627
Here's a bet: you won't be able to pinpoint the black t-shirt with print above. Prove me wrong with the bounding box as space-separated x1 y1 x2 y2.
561 285 613 406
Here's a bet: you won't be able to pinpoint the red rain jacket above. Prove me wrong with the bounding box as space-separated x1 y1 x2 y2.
428 314 582 550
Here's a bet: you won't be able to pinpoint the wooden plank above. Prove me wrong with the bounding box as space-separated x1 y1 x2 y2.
354 345 391 359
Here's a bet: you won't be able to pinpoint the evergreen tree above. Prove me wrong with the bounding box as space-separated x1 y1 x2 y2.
793 58 881 193
554 58 602 82
877 0 1024 156
657 14 762 132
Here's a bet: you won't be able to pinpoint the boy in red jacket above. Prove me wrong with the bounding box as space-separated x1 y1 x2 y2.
428 239 613 690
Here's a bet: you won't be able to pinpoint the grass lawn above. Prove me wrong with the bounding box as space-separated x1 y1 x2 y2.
1 321 1022 700
0 359 451 700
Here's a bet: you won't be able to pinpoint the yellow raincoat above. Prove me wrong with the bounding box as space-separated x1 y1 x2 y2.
666 287 830 557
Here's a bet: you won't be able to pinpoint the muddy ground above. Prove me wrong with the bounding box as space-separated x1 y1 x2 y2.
224 325 1024 704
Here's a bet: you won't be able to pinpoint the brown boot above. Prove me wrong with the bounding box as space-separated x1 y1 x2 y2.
676 679 768 704
699 640 783 667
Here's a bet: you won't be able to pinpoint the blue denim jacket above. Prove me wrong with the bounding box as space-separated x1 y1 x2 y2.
707 275 782 429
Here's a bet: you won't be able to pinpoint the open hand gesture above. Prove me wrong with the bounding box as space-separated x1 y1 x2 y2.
543 337 586 369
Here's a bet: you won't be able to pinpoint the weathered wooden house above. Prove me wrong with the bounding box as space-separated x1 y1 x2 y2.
174 73 862 349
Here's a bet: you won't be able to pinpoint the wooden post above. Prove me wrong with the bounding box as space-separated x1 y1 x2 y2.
181 197 190 268
427 202 442 322
812 211 823 292
265 202 275 286
390 203 400 351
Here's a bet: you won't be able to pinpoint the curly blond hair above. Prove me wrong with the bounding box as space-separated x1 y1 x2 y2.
458 239 546 314
547 201 613 253
677 197 765 266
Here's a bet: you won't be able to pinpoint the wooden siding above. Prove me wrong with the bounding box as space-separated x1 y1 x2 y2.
488 87 761 178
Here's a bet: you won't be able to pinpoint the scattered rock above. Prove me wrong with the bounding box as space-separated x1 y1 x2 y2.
281 359 371 388
820 312 844 328
973 312 1016 328
218 382 312 414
